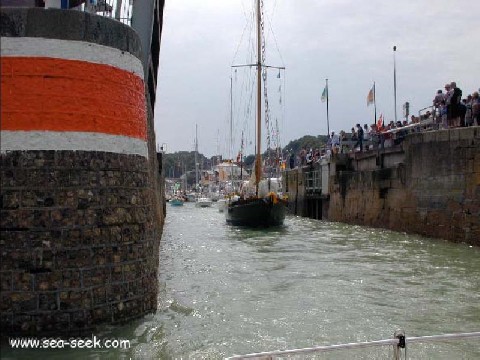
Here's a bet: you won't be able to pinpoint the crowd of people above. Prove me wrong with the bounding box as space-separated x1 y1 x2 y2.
433 82 480 128
287 82 479 169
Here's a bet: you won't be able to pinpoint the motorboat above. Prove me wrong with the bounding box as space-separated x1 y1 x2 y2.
195 197 213 208
170 197 184 206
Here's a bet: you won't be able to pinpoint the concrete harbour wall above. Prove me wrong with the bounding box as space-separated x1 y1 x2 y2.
0 8 164 335
285 127 480 246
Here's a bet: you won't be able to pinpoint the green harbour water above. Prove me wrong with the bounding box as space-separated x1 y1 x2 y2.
3 203 480 359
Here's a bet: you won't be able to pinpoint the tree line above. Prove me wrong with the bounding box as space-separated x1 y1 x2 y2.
162 135 328 177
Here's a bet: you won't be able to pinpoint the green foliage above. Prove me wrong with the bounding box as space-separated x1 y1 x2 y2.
161 134 328 177
163 151 211 178
244 154 256 167
282 135 328 155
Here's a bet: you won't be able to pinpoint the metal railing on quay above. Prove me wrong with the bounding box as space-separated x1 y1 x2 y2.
418 105 435 119
51 0 133 26
304 170 321 193
225 331 480 360
84 0 132 25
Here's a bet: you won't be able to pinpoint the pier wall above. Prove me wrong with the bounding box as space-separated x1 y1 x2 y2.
285 127 480 246
330 127 480 245
0 8 164 335
284 170 305 216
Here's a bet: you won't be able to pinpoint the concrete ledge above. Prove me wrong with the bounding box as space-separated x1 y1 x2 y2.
0 7 28 36
0 7 142 60
435 130 450 142
459 128 475 141
423 131 436 143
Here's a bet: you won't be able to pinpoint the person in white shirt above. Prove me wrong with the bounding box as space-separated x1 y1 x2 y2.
363 124 370 141
330 132 340 154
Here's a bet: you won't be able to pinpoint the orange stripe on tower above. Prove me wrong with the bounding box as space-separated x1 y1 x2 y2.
1 57 147 140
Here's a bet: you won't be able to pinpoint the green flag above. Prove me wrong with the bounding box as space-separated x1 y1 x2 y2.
321 85 328 102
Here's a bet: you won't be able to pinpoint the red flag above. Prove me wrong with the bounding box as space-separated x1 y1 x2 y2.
367 85 375 106
377 114 383 129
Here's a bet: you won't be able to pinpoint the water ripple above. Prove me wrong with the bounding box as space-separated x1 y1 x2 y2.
6 203 477 359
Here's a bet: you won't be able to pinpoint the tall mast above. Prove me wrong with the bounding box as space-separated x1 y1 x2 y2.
374 82 377 125
240 130 244 181
255 0 262 194
183 163 187 193
195 124 199 190
230 76 234 188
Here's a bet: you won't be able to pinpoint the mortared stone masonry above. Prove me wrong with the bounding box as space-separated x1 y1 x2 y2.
0 8 165 335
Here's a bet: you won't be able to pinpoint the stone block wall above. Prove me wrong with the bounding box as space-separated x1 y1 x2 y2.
284 168 305 215
327 127 480 246
0 8 164 335
1 152 160 334
401 128 479 244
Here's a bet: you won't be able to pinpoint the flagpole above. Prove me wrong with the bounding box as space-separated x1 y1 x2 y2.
240 131 243 181
326 78 329 136
393 45 397 123
373 82 377 125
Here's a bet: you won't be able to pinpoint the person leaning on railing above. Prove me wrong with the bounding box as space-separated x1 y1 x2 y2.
369 124 380 150
472 92 480 126
448 81 463 128
354 124 364 152
433 89 445 127
464 97 473 127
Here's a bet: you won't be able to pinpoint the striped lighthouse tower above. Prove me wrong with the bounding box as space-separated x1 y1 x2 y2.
1 33 148 156
0 7 164 335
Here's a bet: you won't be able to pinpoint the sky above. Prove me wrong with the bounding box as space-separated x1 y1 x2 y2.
154 0 480 158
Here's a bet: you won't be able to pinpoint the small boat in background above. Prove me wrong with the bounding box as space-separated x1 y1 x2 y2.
195 197 213 208
170 197 184 206
185 192 196 202
217 198 227 212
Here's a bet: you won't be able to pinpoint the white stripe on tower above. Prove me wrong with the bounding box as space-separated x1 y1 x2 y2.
1 37 144 79
0 131 148 157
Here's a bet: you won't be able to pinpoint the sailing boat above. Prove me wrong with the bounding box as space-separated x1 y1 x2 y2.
225 0 287 227
193 124 213 208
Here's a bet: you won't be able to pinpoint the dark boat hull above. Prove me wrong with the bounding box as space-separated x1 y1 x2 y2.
226 198 286 227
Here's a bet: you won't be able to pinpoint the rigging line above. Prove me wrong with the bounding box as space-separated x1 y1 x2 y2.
231 5 256 160
245 72 256 144
235 69 248 159
247 15 256 66
282 69 286 152
271 0 278 19
241 67 254 116
260 1 271 153
266 9 285 67
244 0 255 64
240 0 249 22
233 1 255 66
260 0 282 160
236 67 255 158
243 72 255 154
241 68 253 140
231 21 249 66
